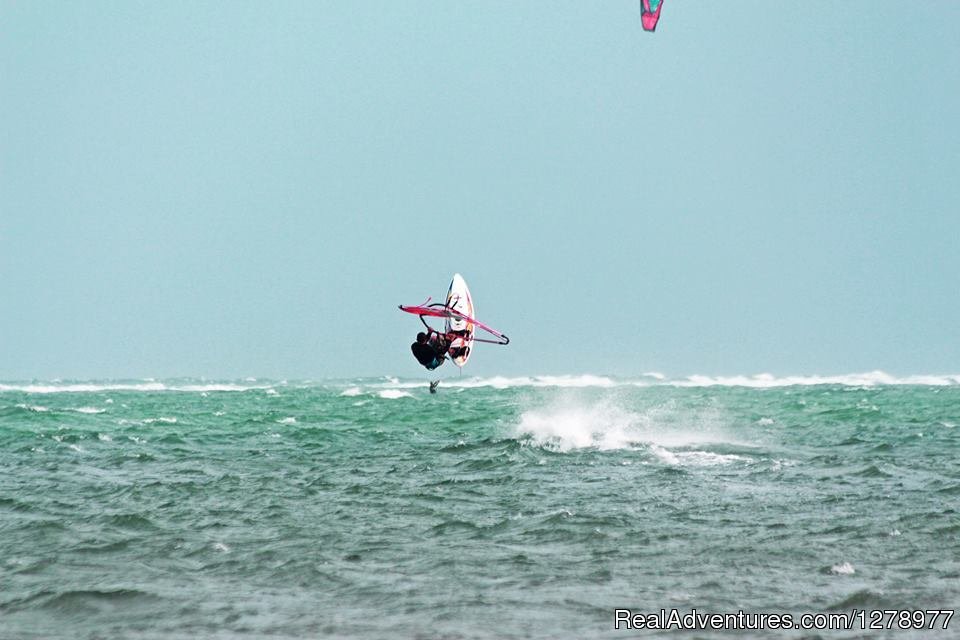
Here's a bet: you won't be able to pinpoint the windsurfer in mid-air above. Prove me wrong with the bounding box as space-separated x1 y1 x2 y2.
400 274 510 386
411 330 450 371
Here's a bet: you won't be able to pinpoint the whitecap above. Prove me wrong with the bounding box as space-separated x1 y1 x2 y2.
71 407 105 414
514 403 638 451
669 371 960 388
0 381 275 394
650 445 680 465
340 387 362 397
831 562 856 575
378 389 412 400
666 450 749 466
277 417 296 425
514 397 733 452
16 404 49 412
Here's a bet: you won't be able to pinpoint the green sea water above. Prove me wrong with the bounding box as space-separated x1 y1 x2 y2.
1 375 958 639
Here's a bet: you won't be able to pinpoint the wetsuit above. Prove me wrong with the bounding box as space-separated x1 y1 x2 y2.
411 333 448 370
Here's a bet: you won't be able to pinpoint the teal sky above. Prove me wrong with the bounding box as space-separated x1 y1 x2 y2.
2 1 958 380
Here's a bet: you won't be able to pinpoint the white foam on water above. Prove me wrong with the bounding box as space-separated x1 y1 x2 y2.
71 407 105 414
648 445 748 467
676 450 749 466
97 433 112 442
277 417 297 425
456 375 620 389
3 371 958 399
139 417 177 425
831 562 856 575
178 383 272 392
378 389 412 400
5 382 166 393
367 375 624 391
513 396 735 453
649 444 680 465
16 404 49 412
0 381 275 393
369 370 960 391
670 371 960 388
514 402 639 451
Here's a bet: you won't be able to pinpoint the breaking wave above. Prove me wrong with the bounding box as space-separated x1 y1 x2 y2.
2 371 959 397
0 381 278 394
361 371 960 391
512 395 736 459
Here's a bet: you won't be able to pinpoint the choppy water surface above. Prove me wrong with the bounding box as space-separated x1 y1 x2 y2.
2 375 958 639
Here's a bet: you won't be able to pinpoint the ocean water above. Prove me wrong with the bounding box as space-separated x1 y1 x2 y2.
1 374 958 639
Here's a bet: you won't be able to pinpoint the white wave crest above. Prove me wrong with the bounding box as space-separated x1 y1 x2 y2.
378 389 412 400
513 397 732 453
649 445 748 467
372 370 960 391
3 371 958 396
516 403 637 451
670 371 960 388
0 381 276 394
16 404 49 412
117 417 177 425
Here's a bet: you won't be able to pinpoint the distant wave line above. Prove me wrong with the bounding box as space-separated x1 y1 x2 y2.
2 371 959 394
